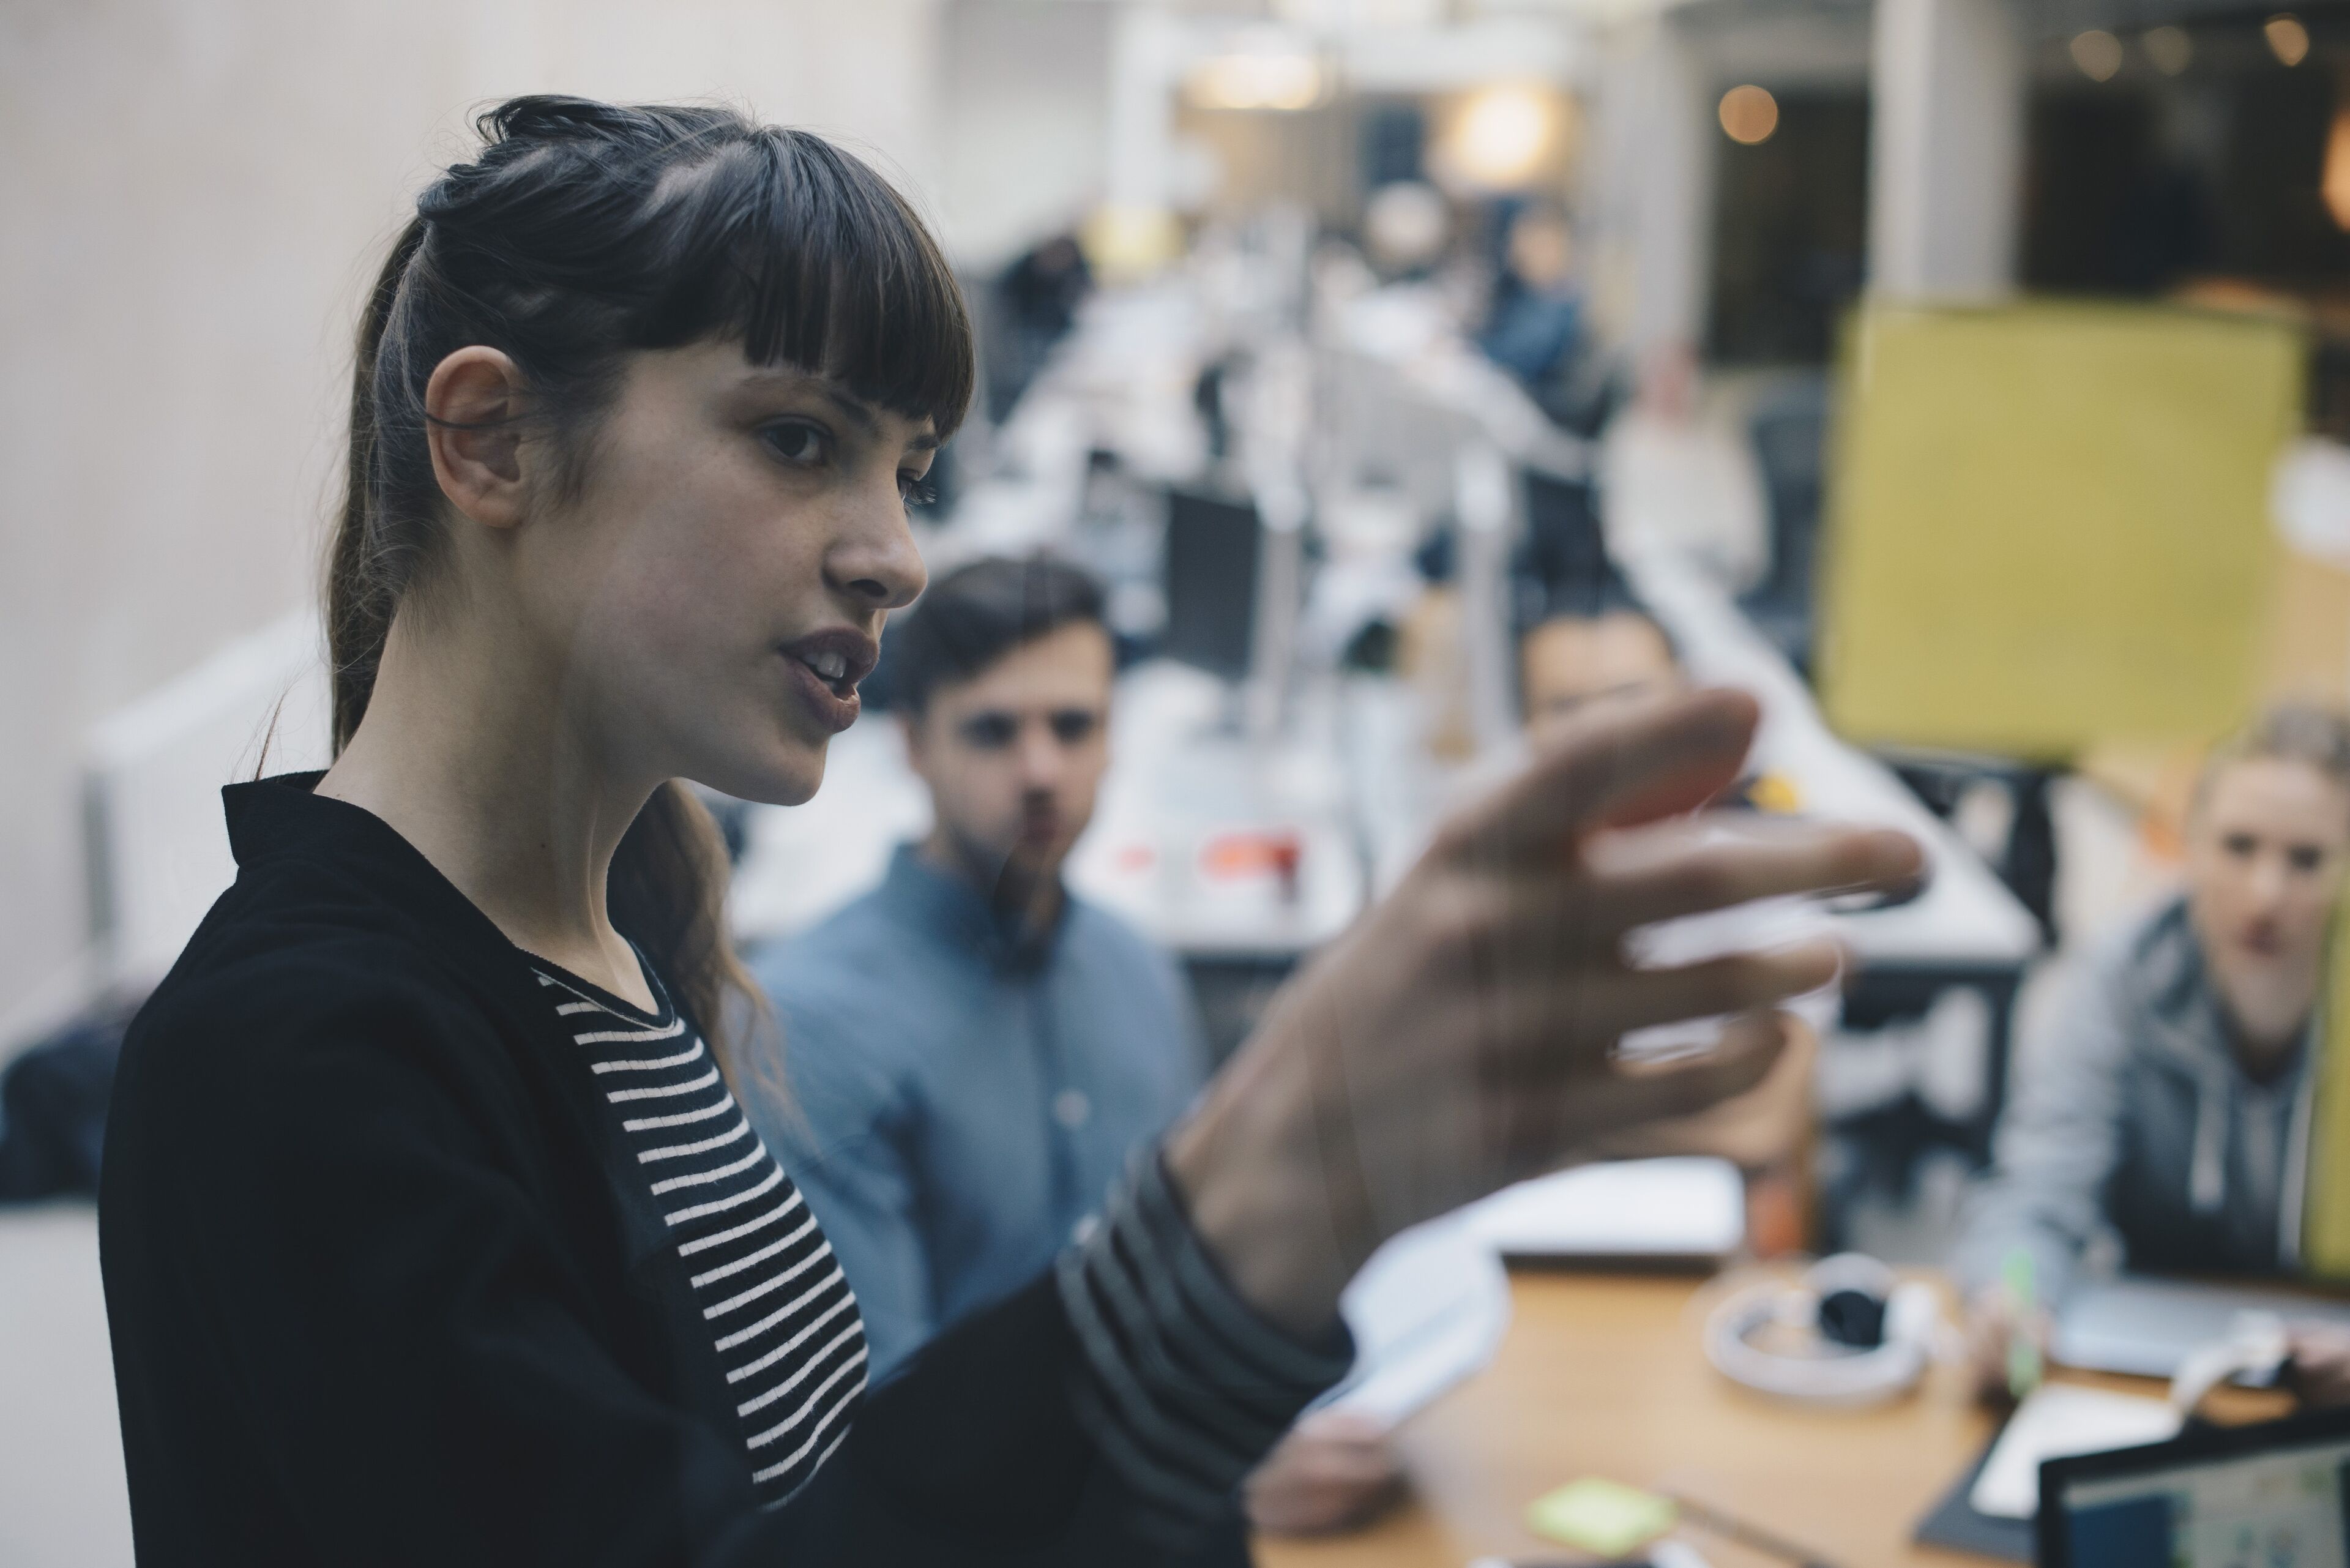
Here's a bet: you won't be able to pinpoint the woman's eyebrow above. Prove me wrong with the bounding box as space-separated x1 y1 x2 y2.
736 369 937 452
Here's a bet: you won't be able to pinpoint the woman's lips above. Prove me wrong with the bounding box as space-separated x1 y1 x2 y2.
775 627 879 736
783 653 862 734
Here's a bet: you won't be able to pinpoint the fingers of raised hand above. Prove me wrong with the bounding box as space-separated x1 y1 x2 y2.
1409 881 1842 1066
1608 1008 1792 1116
1561 942 1845 1044
1580 819 1924 935
1588 1020 1816 1167
1500 1012 1794 1173
1439 688 1760 864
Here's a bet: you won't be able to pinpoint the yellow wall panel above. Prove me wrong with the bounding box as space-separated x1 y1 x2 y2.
2305 907 2350 1281
1818 302 2304 759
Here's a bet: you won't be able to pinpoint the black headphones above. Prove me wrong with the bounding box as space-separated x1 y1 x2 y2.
1703 1255 1939 1406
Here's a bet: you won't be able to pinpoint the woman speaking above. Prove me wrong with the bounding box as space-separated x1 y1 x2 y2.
97 97 1919 1564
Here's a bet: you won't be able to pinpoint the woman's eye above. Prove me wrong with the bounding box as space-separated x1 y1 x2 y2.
761 421 830 466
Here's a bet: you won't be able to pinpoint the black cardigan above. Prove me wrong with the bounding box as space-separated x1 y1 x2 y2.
99 776 1327 1565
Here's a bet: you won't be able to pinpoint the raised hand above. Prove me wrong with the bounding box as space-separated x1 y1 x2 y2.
1168 689 1925 1333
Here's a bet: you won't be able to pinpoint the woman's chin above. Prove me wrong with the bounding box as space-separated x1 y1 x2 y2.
699 741 828 808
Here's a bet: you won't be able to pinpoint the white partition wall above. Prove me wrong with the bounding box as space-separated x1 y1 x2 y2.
81 613 332 1012
1867 0 2026 300
1587 15 1717 367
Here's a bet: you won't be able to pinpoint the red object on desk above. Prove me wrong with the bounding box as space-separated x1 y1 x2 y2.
1199 830 1304 901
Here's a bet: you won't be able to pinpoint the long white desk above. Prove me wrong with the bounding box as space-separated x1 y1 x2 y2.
1622 545 2042 974
728 661 1365 961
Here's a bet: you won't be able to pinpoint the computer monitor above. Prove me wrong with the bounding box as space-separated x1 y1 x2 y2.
1516 464 1612 608
1160 486 1263 684
2038 1406 2350 1568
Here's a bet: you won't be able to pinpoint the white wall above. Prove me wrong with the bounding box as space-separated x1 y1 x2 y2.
936 0 1115 269
0 0 948 1047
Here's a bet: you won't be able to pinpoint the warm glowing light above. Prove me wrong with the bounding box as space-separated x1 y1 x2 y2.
2070 30 2123 82
1080 205 1184 283
2267 13 2311 67
1717 84 1779 146
2143 26 2193 75
1363 181 1450 271
1185 47 1325 111
2326 106 2350 231
1444 85 1556 190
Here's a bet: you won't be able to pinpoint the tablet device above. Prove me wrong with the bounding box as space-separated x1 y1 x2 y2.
2053 1276 2350 1379
2037 1405 2350 1567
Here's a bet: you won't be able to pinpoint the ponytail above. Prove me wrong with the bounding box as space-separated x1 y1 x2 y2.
608 782 775 1097
327 214 425 752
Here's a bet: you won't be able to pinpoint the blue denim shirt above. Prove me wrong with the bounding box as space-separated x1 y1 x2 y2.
744 843 1207 1382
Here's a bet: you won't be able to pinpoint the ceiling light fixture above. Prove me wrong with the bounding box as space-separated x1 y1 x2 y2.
1718 84 1780 146
1442 84 1557 191
2070 30 2123 83
2143 26 2193 76
1185 41 1326 113
2267 13 2311 67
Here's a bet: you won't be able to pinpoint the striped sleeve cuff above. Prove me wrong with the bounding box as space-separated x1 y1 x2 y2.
1055 1149 1356 1544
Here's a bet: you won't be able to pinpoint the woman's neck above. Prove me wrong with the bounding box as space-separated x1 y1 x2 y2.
318 603 657 1008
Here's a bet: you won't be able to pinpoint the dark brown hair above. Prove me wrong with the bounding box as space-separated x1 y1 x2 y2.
328 96 973 1078
882 553 1107 715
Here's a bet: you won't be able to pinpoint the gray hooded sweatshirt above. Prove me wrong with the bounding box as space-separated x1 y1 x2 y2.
1952 894 2317 1307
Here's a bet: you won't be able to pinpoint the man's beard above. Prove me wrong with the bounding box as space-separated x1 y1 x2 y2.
940 816 1067 931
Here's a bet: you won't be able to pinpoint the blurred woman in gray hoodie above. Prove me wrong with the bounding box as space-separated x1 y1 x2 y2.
1956 703 2350 1399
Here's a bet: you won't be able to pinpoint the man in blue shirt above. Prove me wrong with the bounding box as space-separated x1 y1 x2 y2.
748 554 1397 1536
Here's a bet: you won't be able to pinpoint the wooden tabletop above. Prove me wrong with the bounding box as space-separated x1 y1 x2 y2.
1252 1268 2273 1568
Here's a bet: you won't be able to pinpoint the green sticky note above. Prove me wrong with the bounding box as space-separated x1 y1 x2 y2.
1526 1477 1677 1558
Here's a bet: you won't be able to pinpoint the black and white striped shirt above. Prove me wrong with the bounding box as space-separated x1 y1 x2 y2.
538 958 1348 1540
534 961 865 1507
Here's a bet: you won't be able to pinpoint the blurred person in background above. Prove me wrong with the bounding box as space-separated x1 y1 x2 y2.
1518 594 1816 1254
1955 704 2350 1403
1479 204 1583 390
748 554 1404 1539
984 231 1091 421
1519 594 1687 745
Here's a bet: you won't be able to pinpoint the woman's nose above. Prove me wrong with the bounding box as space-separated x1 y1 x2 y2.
826 487 927 611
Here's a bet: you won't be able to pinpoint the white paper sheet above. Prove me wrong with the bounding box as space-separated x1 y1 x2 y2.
1322 1213 1511 1427
1969 1384 2183 1520
1463 1158 1745 1260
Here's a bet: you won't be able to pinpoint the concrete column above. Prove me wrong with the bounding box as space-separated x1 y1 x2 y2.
1868 0 2026 299
1105 6 1186 214
1587 18 1715 382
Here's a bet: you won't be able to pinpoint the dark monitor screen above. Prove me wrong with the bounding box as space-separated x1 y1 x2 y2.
1161 487 1261 682
1519 466 1610 602
2039 1408 2350 1568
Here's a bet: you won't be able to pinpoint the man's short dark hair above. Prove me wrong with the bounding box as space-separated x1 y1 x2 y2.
880 553 1108 715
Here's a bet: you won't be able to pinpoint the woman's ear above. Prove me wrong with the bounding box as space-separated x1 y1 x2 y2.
423 347 531 529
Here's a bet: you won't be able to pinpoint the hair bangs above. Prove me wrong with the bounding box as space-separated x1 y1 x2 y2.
651 130 974 441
